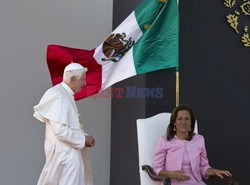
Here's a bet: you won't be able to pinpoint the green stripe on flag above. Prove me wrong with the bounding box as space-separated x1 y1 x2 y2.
134 0 164 33
133 0 179 74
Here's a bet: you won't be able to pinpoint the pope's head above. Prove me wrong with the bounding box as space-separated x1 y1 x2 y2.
63 63 88 93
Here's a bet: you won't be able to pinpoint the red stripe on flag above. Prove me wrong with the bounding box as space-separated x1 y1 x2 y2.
47 45 102 100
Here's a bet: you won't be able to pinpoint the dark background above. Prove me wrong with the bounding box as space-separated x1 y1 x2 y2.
111 0 249 184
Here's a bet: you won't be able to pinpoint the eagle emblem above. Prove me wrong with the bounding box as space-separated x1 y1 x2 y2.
224 0 250 47
101 33 135 62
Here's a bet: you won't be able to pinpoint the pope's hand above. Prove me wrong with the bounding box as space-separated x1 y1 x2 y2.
85 135 95 147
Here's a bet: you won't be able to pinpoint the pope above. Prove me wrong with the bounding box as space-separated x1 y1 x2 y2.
33 63 95 185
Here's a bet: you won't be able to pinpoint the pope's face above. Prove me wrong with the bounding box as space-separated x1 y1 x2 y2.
72 73 86 93
174 110 191 134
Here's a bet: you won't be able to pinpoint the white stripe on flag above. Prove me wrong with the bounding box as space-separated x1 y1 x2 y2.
94 11 143 90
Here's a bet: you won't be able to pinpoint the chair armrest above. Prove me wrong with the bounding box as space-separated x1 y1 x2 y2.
208 174 239 185
142 165 171 185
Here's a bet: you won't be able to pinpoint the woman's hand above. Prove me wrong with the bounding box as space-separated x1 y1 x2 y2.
206 168 232 179
169 170 190 181
160 170 190 181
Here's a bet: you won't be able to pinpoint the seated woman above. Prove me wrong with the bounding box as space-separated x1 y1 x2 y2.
153 105 232 185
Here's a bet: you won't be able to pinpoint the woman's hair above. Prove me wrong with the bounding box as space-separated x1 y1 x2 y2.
166 105 196 141
63 68 86 83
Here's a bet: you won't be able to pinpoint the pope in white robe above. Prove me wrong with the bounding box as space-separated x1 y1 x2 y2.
33 63 95 185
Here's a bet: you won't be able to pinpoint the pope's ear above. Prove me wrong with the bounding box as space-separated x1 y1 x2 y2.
70 76 77 83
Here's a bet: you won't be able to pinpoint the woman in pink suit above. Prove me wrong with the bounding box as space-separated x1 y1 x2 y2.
153 105 232 185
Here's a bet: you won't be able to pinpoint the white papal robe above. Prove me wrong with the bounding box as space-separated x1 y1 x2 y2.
33 82 93 185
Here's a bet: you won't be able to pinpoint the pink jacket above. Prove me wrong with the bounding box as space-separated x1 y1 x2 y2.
153 134 211 182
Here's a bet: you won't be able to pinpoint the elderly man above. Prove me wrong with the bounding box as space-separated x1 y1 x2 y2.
34 63 95 185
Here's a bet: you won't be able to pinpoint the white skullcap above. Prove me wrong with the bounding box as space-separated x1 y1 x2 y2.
64 62 88 73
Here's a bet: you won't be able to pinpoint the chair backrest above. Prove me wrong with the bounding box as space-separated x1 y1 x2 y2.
136 112 198 185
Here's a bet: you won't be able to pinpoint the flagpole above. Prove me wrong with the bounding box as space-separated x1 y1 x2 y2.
176 70 179 107
176 0 179 107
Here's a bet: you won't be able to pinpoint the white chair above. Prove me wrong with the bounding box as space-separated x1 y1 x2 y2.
136 112 238 185
136 113 198 185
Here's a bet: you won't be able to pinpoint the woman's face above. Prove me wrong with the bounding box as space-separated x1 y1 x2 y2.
174 110 191 134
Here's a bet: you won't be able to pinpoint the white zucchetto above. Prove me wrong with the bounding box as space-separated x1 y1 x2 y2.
64 63 88 73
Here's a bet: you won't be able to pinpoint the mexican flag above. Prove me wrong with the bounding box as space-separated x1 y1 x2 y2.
47 0 179 100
